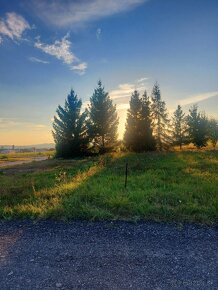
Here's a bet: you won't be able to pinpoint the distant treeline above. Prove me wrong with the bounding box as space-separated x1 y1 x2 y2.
52 81 218 158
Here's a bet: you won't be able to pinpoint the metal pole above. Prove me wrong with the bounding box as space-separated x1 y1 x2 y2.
125 162 128 188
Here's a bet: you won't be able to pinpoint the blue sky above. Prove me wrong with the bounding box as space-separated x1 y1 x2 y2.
0 0 218 145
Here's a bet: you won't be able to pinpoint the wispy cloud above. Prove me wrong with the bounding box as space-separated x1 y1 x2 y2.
0 12 30 43
28 56 49 64
179 91 218 106
96 28 101 40
34 34 76 64
31 0 148 27
110 79 147 102
0 118 47 131
137 77 149 83
71 62 88 75
34 34 87 73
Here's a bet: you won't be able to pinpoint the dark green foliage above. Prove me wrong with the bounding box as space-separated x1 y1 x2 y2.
172 105 188 149
151 83 171 150
140 91 156 150
124 90 155 152
52 89 89 158
187 105 208 148
124 90 142 151
208 118 218 148
87 81 119 153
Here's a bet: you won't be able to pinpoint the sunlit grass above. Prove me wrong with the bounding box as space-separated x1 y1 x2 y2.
0 151 55 163
0 151 217 223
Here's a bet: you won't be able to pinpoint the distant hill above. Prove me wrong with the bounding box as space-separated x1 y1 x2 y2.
0 143 55 150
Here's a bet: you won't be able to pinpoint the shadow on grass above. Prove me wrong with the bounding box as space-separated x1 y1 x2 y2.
0 151 218 223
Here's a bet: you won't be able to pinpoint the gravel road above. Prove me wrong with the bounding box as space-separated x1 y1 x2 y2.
0 221 217 290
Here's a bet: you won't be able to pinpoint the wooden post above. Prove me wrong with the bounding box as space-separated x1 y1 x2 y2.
125 162 128 188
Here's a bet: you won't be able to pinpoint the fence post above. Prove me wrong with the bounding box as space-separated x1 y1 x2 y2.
125 162 128 188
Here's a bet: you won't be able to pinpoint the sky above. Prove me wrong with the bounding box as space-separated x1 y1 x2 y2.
0 0 218 145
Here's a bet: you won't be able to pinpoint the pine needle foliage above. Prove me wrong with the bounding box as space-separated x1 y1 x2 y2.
172 105 188 149
208 118 218 149
52 89 89 158
187 104 208 148
124 90 155 152
151 83 171 150
87 81 119 153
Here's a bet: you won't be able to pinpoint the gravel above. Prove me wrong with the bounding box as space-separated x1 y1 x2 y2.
0 220 217 290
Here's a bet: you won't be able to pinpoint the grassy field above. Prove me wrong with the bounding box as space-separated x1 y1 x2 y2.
0 151 217 223
0 151 54 164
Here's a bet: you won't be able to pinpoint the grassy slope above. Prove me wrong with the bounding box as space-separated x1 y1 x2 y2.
0 151 217 223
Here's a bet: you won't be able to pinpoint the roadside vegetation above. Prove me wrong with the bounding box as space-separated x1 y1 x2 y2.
0 151 55 164
0 151 217 223
0 81 217 223
52 81 218 157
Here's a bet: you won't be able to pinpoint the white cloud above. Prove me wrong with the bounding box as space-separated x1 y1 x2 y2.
35 34 76 64
0 36 2 44
34 34 87 73
179 91 218 106
71 62 88 75
29 56 49 64
0 12 30 43
96 28 101 40
137 77 149 83
31 0 148 27
110 82 146 100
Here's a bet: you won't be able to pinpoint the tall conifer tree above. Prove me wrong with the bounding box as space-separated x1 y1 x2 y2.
124 90 142 151
124 90 155 151
208 118 218 149
151 83 171 150
140 91 156 150
187 105 208 148
87 81 119 152
52 89 88 158
172 105 188 149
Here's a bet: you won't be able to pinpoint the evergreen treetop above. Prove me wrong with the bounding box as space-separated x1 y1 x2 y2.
151 82 171 150
53 89 88 158
187 104 208 148
172 105 188 149
124 90 155 152
87 81 119 152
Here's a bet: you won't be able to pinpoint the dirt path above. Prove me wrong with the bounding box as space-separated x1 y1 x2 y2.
0 221 217 290
0 157 48 168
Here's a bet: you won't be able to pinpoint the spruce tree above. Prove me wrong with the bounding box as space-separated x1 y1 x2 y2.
124 90 142 151
208 118 218 149
87 81 119 153
124 90 155 151
151 83 171 150
52 89 88 158
140 91 156 151
187 104 208 148
172 105 188 149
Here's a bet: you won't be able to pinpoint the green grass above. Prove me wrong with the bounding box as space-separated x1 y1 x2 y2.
0 151 54 163
0 151 217 223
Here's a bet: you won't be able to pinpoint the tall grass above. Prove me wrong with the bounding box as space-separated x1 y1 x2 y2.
0 151 217 223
